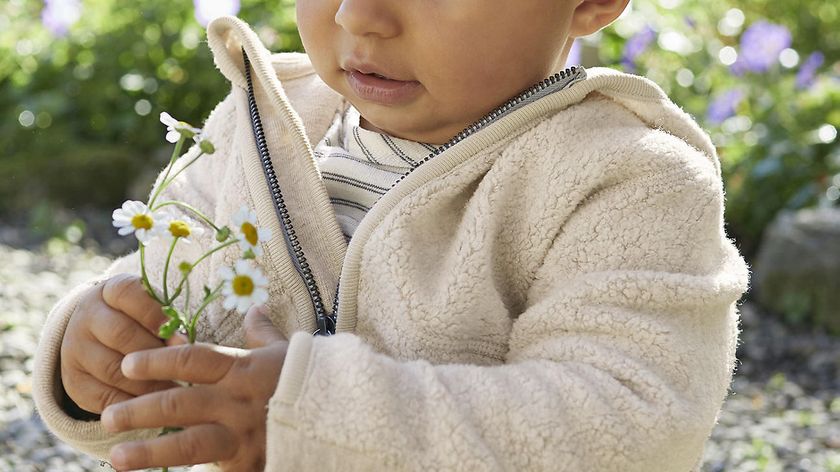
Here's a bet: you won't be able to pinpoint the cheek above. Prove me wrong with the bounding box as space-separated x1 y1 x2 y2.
296 0 333 52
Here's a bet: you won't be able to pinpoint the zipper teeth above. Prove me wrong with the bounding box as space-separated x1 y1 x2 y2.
246 51 578 336
391 66 580 189
243 50 333 335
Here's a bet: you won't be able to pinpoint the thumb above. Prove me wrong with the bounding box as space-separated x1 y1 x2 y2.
244 305 286 349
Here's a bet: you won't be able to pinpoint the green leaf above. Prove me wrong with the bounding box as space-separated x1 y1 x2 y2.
158 318 182 339
161 305 180 320
203 285 212 299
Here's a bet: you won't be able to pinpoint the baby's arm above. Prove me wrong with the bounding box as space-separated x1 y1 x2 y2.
263 156 748 471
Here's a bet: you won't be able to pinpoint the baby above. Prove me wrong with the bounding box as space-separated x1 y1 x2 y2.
33 0 750 471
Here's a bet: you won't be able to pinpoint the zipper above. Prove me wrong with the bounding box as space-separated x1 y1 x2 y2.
244 47 585 336
244 50 335 336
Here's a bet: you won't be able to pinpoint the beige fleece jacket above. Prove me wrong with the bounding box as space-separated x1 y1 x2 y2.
32 16 749 472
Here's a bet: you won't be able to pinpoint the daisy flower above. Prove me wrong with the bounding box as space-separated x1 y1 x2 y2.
219 260 269 313
157 213 206 243
231 206 271 257
160 112 201 143
112 200 160 245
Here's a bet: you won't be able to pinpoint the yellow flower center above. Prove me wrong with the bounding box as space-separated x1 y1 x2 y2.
169 221 191 238
131 214 153 230
232 275 255 296
241 222 259 246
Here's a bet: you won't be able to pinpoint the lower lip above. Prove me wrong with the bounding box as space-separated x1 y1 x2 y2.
345 70 422 106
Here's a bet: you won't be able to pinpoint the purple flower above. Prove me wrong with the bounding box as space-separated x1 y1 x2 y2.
795 52 825 89
565 40 582 68
194 0 241 27
707 89 745 124
621 26 656 73
731 21 792 74
41 0 82 37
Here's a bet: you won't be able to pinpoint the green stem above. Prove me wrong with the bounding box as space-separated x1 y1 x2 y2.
189 282 224 343
184 276 191 325
162 237 179 304
151 200 222 233
149 137 185 208
138 244 164 305
169 239 239 301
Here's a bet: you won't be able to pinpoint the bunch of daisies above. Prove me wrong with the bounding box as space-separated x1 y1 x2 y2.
111 113 270 343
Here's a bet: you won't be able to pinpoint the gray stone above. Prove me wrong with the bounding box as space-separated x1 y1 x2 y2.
753 207 840 333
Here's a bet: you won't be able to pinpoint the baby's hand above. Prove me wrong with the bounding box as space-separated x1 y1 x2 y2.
60 274 177 415
101 306 287 472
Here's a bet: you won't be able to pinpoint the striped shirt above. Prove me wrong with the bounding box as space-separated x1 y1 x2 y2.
314 106 436 240
314 73 583 241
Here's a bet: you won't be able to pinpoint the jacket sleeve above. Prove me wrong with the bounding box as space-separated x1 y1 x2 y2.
31 95 236 460
264 158 750 471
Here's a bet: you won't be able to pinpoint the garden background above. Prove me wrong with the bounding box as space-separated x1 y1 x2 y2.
1 0 839 470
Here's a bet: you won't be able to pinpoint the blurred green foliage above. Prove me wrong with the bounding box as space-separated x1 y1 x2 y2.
1 0 838 264
596 0 840 258
0 0 299 219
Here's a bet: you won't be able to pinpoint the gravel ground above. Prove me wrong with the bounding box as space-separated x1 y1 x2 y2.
1 240 839 471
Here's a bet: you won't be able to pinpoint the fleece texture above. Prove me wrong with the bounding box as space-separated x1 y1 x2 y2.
32 16 749 472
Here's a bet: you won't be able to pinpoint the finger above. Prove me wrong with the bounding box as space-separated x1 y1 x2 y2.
100 273 168 335
243 305 286 349
81 341 176 397
89 303 168 356
63 369 134 414
109 423 236 471
122 344 241 384
102 386 216 432
165 332 189 347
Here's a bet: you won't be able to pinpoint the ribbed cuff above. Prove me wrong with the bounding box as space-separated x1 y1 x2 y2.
269 331 315 424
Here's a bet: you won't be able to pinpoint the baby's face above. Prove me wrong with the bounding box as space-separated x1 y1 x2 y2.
298 0 579 145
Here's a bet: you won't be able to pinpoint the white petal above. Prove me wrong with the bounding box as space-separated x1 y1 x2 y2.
126 200 146 214
252 289 269 305
236 297 254 314
252 272 268 286
112 216 131 226
252 245 263 257
218 266 235 280
117 226 135 236
222 296 237 311
257 228 271 242
160 112 176 126
231 206 248 226
166 130 181 143
238 240 252 253
234 259 251 274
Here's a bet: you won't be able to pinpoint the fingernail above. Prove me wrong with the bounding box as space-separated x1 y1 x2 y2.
101 407 115 432
121 355 136 376
110 445 127 469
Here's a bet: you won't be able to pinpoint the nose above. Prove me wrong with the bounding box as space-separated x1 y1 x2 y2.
335 0 401 39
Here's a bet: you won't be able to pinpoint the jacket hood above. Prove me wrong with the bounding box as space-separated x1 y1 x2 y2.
206 16 719 176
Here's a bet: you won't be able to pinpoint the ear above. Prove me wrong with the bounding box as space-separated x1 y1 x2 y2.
569 0 631 37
